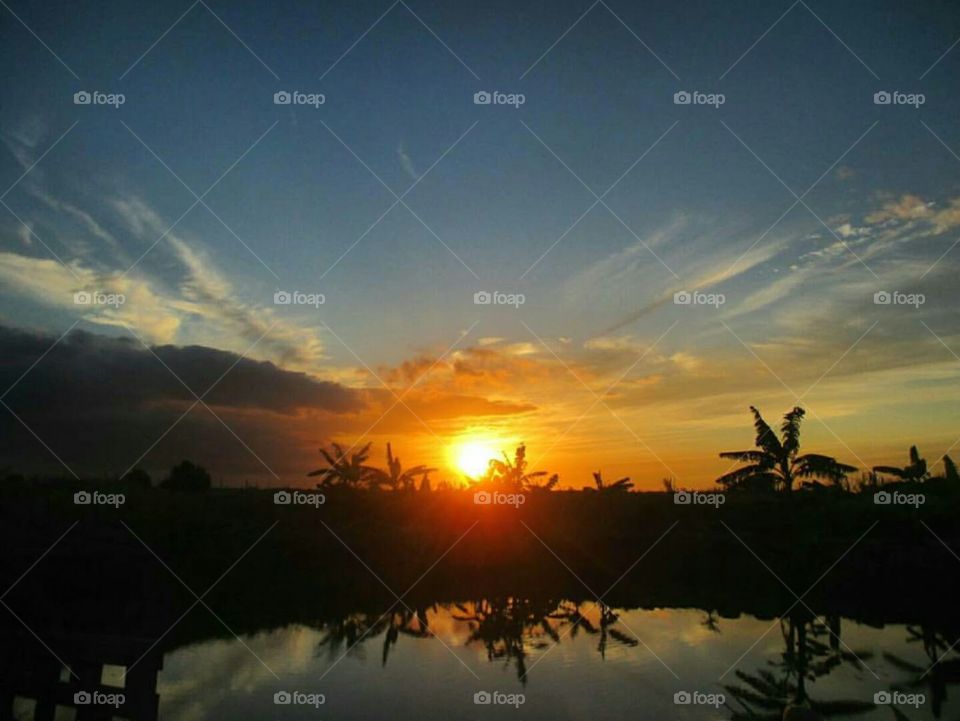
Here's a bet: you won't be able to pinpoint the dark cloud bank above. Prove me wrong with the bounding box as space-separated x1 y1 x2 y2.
0 325 364 481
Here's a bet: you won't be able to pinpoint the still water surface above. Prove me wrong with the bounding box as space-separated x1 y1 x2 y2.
152 602 953 720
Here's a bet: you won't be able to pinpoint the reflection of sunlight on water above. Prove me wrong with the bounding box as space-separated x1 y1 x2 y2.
155 607 959 721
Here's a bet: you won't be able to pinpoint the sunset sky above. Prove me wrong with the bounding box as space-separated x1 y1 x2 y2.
1 0 959 488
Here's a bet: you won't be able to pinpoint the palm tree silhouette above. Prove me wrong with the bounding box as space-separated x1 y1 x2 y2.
717 407 856 492
590 470 633 493
307 442 380 488
371 443 436 491
873 446 930 483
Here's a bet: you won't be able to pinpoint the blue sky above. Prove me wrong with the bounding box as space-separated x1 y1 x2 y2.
2 0 960 484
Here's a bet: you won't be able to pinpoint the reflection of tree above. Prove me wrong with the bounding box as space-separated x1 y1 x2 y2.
883 624 960 719
452 597 568 683
724 610 875 720
315 599 645 680
702 610 721 634
552 601 638 659
317 606 433 666
448 598 642 684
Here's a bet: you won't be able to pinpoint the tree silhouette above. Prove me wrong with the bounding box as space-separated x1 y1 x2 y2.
371 443 435 491
590 470 633 493
308 442 380 488
945 455 959 484
873 446 929 482
161 460 211 491
717 407 856 492
475 444 557 492
122 467 152 489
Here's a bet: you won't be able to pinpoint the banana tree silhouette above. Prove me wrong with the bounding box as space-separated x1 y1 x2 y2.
477 444 557 492
724 610 875 720
591 470 634 493
883 624 960 719
307 442 380 488
371 443 436 491
717 407 856 492
873 446 929 483
945 456 959 484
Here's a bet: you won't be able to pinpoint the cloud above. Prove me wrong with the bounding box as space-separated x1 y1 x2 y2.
27 186 120 252
835 222 870 238
0 325 364 479
835 166 856 181
600 232 786 333
2 117 48 173
108 195 326 367
397 142 419 181
865 194 932 224
0 251 185 343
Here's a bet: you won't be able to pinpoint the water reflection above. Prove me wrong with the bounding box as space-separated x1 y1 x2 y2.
884 625 960 719
724 610 876 720
3 599 960 720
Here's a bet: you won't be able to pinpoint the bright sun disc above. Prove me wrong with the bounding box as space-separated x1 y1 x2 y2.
456 441 496 478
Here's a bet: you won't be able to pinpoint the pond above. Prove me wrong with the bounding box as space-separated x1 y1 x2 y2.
142 602 954 720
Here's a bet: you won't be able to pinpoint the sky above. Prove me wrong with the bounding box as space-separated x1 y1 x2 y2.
1 0 960 488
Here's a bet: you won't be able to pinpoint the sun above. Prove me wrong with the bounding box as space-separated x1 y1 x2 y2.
454 439 498 478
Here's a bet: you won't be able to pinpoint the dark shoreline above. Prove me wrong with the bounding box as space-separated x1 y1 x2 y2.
2 483 958 653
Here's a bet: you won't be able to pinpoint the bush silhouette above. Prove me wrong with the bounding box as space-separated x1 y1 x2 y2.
161 460 211 492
